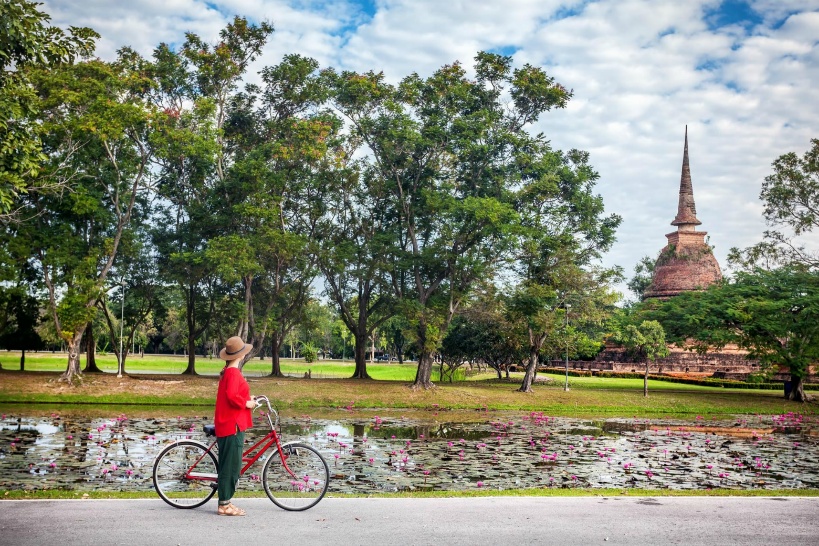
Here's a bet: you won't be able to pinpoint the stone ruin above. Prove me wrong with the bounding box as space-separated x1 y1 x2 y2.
644 126 722 299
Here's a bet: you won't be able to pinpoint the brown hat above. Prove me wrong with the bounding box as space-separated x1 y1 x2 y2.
219 336 253 361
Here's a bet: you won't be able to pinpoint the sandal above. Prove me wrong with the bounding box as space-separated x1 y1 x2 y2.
217 503 246 516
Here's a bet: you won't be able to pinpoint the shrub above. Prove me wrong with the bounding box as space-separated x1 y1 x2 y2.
301 343 318 363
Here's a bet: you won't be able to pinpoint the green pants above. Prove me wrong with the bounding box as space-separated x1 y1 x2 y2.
216 431 244 505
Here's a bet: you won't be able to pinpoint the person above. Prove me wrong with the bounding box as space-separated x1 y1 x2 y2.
214 336 256 516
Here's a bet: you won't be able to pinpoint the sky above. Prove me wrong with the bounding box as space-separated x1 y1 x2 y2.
42 0 819 298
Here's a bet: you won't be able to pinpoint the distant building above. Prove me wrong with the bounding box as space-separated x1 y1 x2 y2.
643 127 722 299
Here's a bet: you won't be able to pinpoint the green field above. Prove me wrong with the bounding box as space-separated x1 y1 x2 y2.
0 351 793 392
1 350 815 417
0 351 427 380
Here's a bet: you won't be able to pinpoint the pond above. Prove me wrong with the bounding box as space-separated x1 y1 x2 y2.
1 409 817 493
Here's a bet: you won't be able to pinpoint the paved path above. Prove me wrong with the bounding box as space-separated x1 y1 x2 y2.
1 497 818 545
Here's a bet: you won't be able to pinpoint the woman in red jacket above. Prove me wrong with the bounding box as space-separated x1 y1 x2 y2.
214 336 256 516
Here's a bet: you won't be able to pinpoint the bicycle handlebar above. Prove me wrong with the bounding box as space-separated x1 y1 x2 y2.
253 395 279 430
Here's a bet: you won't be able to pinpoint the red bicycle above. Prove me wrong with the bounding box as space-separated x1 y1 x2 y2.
152 395 329 511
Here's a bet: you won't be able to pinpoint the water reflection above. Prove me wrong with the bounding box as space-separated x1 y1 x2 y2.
0 411 817 494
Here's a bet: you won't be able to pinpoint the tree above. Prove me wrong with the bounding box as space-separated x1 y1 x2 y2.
97 235 162 376
317 142 397 378
11 53 154 382
611 320 669 397
0 0 97 216
0 288 42 369
627 255 655 300
509 142 622 393
328 52 573 389
440 284 524 379
651 267 819 402
209 53 331 376
729 139 819 270
149 18 273 374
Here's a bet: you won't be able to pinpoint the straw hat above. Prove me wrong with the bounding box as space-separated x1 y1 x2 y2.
219 336 253 361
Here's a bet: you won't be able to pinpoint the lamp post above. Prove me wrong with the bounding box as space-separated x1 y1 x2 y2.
117 280 126 378
564 303 571 392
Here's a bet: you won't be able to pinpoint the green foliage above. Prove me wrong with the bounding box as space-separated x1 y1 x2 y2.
327 51 611 388
0 0 98 213
301 342 318 363
729 138 819 270
611 320 669 363
609 319 669 397
650 268 819 387
628 255 655 300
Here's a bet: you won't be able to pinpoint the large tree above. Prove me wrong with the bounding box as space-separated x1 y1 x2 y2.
329 52 580 389
509 143 621 393
316 145 398 378
209 53 333 376
150 18 273 374
650 267 819 402
10 52 154 382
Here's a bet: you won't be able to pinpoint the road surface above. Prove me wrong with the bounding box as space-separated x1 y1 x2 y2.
1 496 817 545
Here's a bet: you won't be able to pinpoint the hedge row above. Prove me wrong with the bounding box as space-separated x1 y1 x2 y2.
538 367 818 391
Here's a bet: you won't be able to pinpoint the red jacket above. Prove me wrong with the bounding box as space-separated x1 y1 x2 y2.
214 367 253 437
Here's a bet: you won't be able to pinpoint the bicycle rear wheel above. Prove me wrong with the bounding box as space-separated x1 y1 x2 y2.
153 440 218 508
262 443 329 511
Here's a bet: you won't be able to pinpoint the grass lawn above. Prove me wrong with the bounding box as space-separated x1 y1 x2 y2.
0 351 424 379
0 351 816 417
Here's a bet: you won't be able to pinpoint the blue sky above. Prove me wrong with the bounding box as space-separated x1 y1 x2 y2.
42 0 819 298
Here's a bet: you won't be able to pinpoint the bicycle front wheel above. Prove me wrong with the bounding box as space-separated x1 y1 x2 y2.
263 443 329 511
153 440 218 509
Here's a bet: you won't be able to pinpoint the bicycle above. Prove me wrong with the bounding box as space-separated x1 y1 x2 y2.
152 395 329 511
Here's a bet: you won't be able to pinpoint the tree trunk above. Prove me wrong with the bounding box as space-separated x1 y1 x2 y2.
61 330 85 383
412 352 435 389
518 346 539 393
644 360 649 397
20 349 25 371
411 318 434 389
350 332 371 379
83 323 103 373
182 336 197 375
269 333 284 377
788 375 807 402
116 338 128 377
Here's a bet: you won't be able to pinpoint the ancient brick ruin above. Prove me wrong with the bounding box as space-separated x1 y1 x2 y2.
619 129 756 378
644 127 723 299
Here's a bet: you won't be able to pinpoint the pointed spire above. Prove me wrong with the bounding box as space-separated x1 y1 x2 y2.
671 125 701 229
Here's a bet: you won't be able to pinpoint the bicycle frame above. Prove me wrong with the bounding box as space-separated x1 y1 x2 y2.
184 396 299 482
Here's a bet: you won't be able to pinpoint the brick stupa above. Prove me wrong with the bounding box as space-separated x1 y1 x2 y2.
643 127 722 299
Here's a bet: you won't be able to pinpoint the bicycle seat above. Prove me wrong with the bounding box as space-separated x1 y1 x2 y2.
203 424 216 436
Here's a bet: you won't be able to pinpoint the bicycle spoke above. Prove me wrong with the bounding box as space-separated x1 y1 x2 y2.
153 441 218 509
263 443 329 511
